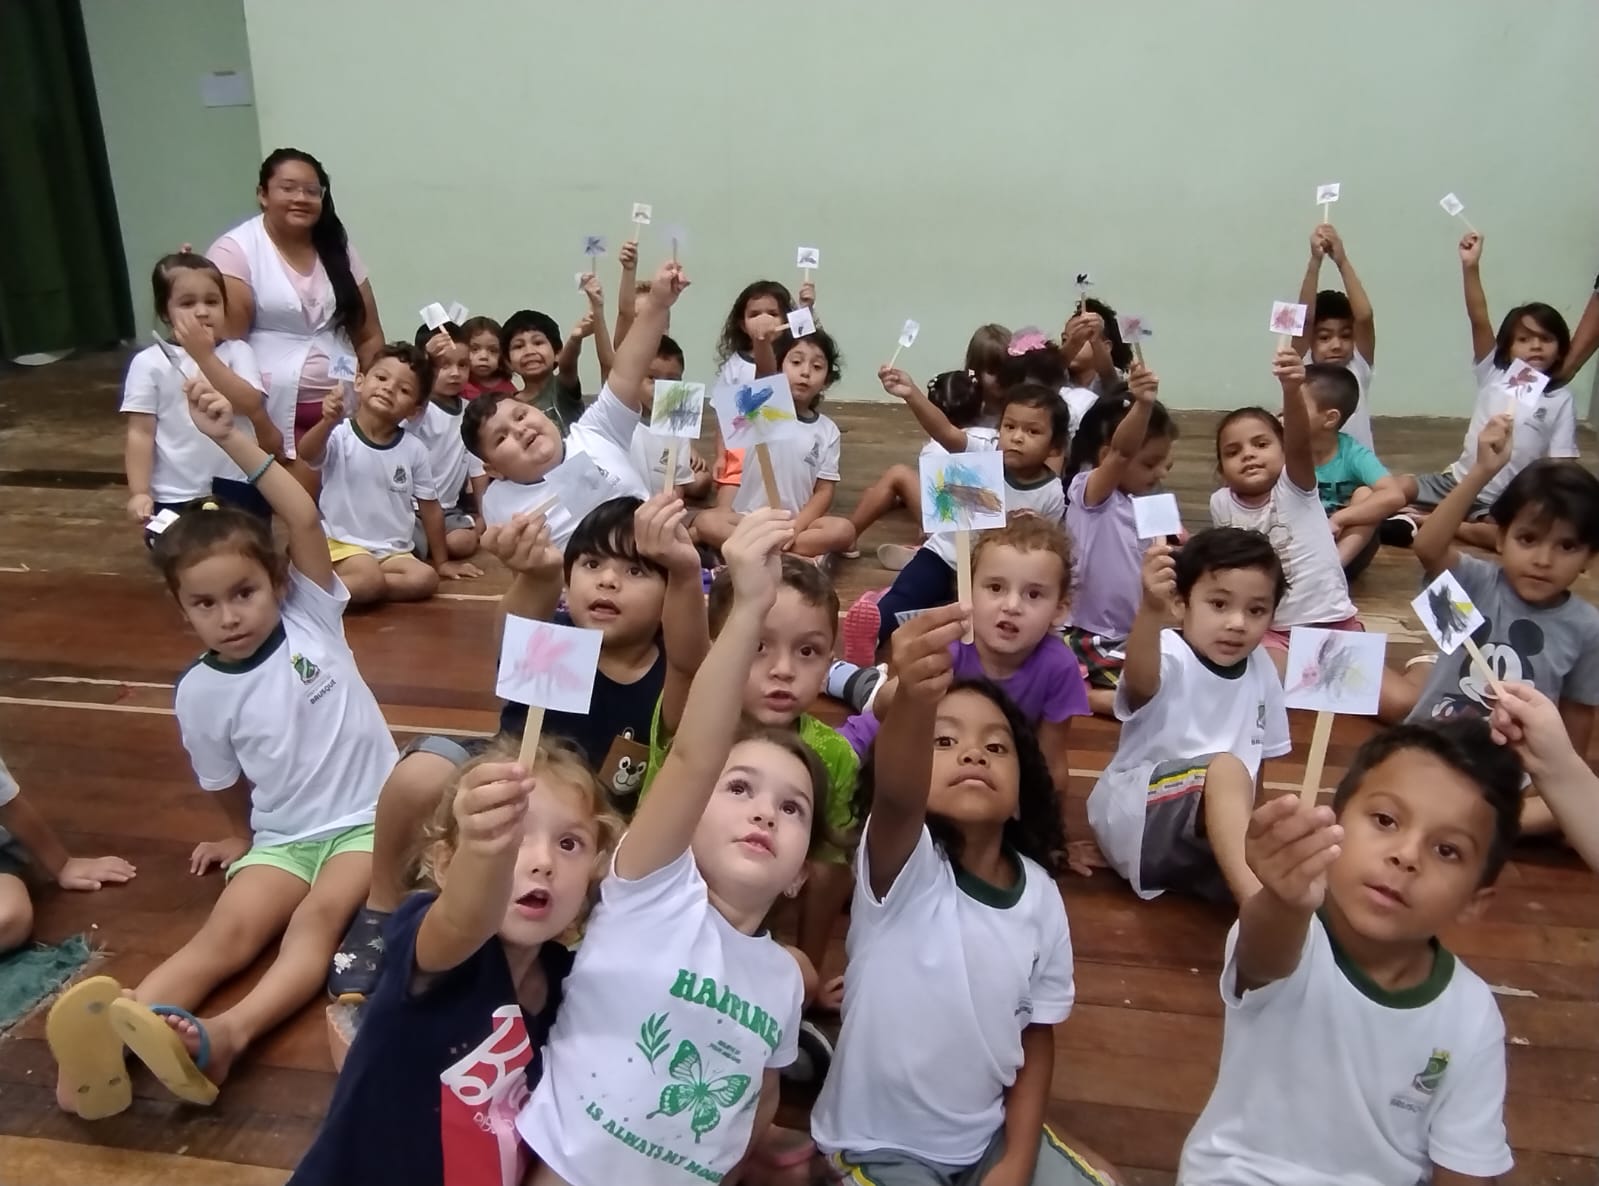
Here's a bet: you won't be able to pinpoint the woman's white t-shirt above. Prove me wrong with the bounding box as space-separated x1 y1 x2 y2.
1210 469 1356 627
518 849 801 1186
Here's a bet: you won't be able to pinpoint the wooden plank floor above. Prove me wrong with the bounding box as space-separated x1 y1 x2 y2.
1 350 1595 1184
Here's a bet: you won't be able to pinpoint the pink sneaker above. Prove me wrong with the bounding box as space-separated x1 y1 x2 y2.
842 589 884 666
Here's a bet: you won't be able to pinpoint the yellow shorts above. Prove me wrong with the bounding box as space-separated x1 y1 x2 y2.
328 539 407 565
227 823 374 884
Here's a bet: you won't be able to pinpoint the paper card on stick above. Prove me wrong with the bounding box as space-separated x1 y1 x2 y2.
796 246 820 270
898 319 920 349
1503 361 1549 408
446 302 469 325
1117 314 1153 342
920 451 1007 535
328 353 358 382
631 202 653 225
147 508 180 535
650 380 706 438
1439 193 1465 217
420 302 450 330
583 235 607 258
151 331 184 370
1074 271 1095 290
712 375 801 449
1283 628 1387 716
540 451 620 540
496 616 603 714
786 307 816 338
1315 182 1341 206
1269 301 1307 336
1412 571 1485 655
1131 493 1182 540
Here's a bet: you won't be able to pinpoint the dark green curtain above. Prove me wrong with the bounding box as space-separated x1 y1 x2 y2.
0 0 130 358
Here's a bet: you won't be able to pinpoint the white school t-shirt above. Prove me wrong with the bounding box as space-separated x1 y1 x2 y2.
1210 469 1356 627
316 421 438 554
810 825 1075 1165
1301 349 1375 452
1443 356 1579 504
1180 915 1513 1185
916 426 1000 464
409 398 484 508
925 469 1066 567
120 340 280 501
731 411 843 514
630 425 696 494
518 849 801 1186
1088 629 1290 898
1060 385 1100 448
172 568 395 848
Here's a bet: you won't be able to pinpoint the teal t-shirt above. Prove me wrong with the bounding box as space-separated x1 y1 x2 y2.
1315 434 1388 513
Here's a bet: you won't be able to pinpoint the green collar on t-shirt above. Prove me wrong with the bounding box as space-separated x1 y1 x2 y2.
1177 631 1249 680
954 848 1026 910
201 621 287 674
1322 909 1456 1009
351 419 404 450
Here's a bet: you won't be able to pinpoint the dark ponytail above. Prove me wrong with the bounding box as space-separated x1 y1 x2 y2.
258 148 366 339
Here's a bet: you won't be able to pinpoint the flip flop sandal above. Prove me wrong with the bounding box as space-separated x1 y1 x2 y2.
106 998 219 1106
46 976 133 1120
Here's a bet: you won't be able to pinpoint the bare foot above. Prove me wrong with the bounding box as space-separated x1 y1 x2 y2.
162 1011 240 1085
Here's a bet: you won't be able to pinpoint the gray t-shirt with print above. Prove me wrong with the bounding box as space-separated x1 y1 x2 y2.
1408 553 1599 722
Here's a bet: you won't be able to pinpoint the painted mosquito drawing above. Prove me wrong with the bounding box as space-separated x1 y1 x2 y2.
730 383 793 434
926 461 1004 526
1425 583 1474 648
1286 633 1366 700
652 382 703 434
507 628 585 699
1271 304 1303 334
583 235 606 256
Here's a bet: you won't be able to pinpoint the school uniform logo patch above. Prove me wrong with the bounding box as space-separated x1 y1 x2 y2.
291 653 321 684
391 465 408 490
1412 1048 1450 1095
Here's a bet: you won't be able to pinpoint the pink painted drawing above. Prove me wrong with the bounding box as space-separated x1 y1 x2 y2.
1117 314 1152 342
1503 361 1549 407
1282 628 1386 715
1269 301 1307 336
495 617 602 713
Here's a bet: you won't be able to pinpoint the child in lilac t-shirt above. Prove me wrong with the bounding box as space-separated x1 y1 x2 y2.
840 518 1090 798
1059 378 1179 715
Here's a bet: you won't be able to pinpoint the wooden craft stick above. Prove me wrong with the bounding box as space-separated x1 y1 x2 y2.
662 440 679 496
1131 342 1145 367
887 345 904 370
1462 637 1504 700
755 441 781 509
1300 710 1335 805
1321 200 1330 224
956 529 974 644
518 705 545 768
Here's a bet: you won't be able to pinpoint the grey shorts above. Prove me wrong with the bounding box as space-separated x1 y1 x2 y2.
400 735 492 766
1412 471 1492 521
411 504 478 559
1139 754 1230 903
829 1128 1111 1186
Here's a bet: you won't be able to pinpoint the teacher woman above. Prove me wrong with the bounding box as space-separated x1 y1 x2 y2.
208 148 385 445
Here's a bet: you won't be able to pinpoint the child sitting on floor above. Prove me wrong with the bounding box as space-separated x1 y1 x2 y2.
414 321 488 565
460 315 516 400
1180 719 1522 1184
637 333 712 500
1061 364 1177 716
502 308 583 434
48 384 394 1117
1059 297 1132 434
1387 232 1576 551
1303 363 1403 579
1088 529 1291 905
811 604 1118 1186
965 322 1011 423
517 510 831 1186
300 342 474 604
290 744 621 1186
1210 348 1359 670
845 382 1069 664
695 328 857 559
0 751 134 955
1290 223 1379 451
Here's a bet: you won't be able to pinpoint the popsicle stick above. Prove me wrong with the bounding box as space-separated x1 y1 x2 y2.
755 442 781 509
1276 333 1293 351
803 268 811 284
887 345 904 370
518 706 546 768
1462 637 1504 700
1456 212 1479 235
1300 710 1335 805
955 529 974 643
1131 342 1145 367
1321 201 1329 223
662 440 679 496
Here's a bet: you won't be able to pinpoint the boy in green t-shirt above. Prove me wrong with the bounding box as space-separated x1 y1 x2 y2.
1304 363 1405 579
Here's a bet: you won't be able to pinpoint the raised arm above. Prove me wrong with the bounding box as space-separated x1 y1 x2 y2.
863 602 969 899
1123 541 1175 711
1275 347 1316 492
616 509 792 881
634 495 711 737
1491 682 1599 872
613 239 640 345
1413 415 1510 580
555 308 590 393
1459 233 1496 364
878 366 967 453
608 261 690 414
1083 363 1158 506
185 380 333 590
1560 287 1599 381
749 314 783 379
296 388 345 467
1233 794 1342 993
1325 226 1376 365
1291 228 1326 357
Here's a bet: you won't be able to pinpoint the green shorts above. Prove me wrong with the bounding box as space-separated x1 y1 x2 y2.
227 823 375 884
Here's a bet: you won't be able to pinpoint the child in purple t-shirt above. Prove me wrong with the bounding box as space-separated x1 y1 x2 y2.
1060 364 1179 716
839 517 1089 797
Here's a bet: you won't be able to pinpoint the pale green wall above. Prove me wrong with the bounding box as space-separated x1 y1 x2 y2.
238 0 1598 419
81 0 261 337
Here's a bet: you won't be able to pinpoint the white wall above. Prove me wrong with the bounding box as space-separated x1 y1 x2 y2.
240 0 1599 417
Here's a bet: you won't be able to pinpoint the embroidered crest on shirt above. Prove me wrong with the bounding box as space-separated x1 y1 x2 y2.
291 653 321 684
392 465 408 489
1412 1047 1450 1094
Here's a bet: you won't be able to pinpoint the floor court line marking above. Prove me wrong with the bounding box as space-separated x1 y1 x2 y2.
31 675 175 689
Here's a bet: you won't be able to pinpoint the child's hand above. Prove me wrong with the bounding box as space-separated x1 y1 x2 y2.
572 310 597 340
1309 226 1327 260
634 494 701 575
1489 681 1578 781
481 511 563 575
454 761 537 858
645 261 691 310
887 601 967 706
722 507 792 611
126 492 154 523
1060 310 1102 360
321 386 346 424
688 450 708 475
1244 794 1342 912
1459 231 1483 266
1474 413 1513 474
423 329 453 360
438 559 483 581
618 239 638 271
1140 540 1177 611
58 854 136 892
185 380 235 441
1272 347 1306 390
748 312 785 344
1127 361 1159 402
189 837 248 875
1319 224 1346 263
171 310 216 357
580 273 605 308
877 365 919 401
798 280 816 308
